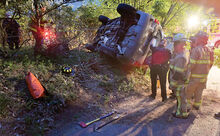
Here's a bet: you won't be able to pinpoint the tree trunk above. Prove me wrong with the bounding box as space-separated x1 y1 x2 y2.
161 2 177 28
32 0 43 55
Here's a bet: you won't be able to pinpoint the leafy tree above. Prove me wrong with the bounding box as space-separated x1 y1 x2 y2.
151 0 191 33
83 0 204 36
0 0 83 55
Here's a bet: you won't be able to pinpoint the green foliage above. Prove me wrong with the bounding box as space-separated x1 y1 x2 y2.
99 80 114 92
0 93 10 116
0 0 32 24
75 1 118 30
152 0 168 18
118 80 134 92
214 48 220 67
24 116 45 136
103 94 110 104
0 0 209 49
83 0 206 36
77 5 101 28
0 46 78 115
48 5 76 32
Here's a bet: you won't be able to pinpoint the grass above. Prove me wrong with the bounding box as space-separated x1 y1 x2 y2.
104 94 110 104
0 46 90 135
99 81 114 92
0 45 151 135
0 93 10 116
118 80 134 92
24 116 45 136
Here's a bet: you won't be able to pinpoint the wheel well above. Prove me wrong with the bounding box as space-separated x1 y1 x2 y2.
215 40 220 48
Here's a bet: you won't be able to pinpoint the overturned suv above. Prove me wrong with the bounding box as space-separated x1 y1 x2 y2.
86 3 163 66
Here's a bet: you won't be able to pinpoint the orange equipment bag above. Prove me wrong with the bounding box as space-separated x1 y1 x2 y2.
25 72 45 99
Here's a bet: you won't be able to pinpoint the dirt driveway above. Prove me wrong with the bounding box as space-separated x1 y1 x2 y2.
48 66 220 136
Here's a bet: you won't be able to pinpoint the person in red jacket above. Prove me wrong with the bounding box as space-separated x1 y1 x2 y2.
150 39 171 102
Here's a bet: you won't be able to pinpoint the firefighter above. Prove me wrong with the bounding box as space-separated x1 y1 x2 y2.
2 14 20 50
186 31 214 111
149 39 171 102
169 33 189 119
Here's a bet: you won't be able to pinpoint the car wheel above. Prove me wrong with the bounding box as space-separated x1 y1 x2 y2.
117 3 137 17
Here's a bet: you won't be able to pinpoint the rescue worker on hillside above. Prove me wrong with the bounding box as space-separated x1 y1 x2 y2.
149 39 171 102
2 14 20 50
169 33 189 119
186 31 214 112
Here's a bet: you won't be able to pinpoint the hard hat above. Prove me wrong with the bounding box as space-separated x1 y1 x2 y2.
195 31 208 39
62 66 75 77
194 31 208 45
173 33 188 42
62 66 72 74
190 36 196 43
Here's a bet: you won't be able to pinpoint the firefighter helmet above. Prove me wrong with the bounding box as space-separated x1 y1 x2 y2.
194 31 208 45
62 66 72 74
173 33 188 42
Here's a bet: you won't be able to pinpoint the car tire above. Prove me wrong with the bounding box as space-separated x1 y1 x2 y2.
117 3 137 17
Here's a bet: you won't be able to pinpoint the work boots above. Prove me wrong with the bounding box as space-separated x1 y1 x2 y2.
214 112 220 118
172 112 189 119
192 105 200 110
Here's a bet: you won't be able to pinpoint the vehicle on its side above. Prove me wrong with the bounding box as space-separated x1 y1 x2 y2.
86 3 163 66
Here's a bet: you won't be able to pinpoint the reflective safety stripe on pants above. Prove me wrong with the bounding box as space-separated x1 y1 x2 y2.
186 81 206 109
176 88 181 115
170 64 185 73
191 74 208 83
193 100 202 108
176 86 188 117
